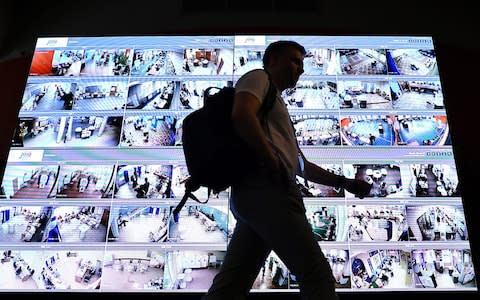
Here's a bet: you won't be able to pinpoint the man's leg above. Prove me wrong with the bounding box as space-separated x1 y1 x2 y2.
202 218 270 300
232 180 338 300
268 207 338 300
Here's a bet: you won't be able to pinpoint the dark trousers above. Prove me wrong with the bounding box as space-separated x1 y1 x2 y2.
202 169 338 300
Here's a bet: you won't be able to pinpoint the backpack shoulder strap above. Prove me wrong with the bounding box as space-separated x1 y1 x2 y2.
172 177 208 223
258 70 277 118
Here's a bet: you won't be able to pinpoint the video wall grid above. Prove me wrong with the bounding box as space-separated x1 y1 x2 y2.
0 36 475 292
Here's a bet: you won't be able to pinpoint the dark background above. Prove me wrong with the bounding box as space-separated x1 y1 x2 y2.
0 0 478 299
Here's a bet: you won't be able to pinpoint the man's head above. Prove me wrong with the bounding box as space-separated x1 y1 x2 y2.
263 40 306 67
262 40 306 90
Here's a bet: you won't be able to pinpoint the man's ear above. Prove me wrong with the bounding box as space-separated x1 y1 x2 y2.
268 53 280 67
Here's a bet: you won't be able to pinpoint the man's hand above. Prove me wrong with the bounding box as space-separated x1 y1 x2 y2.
344 178 372 199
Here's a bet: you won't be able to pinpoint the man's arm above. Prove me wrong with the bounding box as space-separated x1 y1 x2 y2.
299 150 371 198
231 91 279 173
301 151 345 187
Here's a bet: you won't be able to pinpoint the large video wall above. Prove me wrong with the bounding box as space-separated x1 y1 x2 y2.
0 35 476 292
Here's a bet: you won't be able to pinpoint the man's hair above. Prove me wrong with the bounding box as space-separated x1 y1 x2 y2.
262 40 306 67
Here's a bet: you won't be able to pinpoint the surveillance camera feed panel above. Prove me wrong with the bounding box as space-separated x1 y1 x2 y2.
0 35 475 292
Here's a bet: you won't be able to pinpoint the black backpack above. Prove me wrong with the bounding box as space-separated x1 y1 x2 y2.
172 72 277 221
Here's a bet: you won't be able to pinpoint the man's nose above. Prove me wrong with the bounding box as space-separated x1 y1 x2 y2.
299 66 304 75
